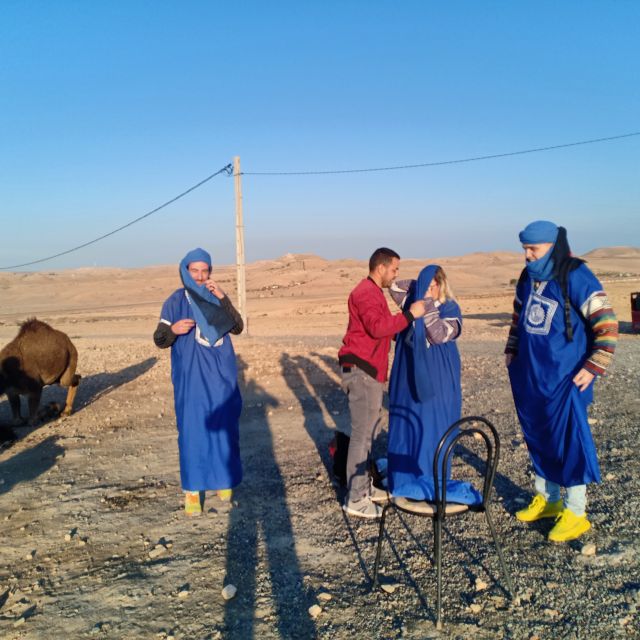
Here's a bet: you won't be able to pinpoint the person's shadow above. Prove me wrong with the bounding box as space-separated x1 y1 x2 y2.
280 352 378 584
223 355 316 639
279 353 347 490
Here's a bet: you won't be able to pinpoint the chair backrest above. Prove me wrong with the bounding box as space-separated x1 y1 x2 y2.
432 416 500 512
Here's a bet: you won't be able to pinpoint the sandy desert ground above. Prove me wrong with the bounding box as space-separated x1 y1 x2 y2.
0 248 639 640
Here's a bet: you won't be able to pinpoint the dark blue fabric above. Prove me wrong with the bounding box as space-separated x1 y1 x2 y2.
179 248 235 345
161 289 242 491
525 249 555 281
508 264 602 486
388 266 479 504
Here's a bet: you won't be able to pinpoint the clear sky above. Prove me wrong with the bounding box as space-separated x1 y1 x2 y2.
1 1 638 271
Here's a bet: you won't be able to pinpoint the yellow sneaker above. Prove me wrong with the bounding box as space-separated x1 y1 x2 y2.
184 491 202 516
548 509 591 542
217 489 233 501
516 494 563 522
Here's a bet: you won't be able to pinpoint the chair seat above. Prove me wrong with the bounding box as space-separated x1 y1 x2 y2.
392 496 469 516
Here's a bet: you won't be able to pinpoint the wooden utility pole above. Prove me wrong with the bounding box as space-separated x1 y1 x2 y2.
233 156 247 333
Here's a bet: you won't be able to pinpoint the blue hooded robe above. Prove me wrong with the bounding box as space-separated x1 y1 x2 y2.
388 265 480 504
160 249 242 491
508 264 602 487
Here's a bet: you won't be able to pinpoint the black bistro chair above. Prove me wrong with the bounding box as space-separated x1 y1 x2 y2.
372 415 513 629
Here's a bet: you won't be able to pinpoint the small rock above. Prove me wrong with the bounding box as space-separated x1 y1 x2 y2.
148 545 167 559
64 532 72 542
222 584 237 600
605 472 616 481
587 417 598 425
581 543 596 556
308 604 322 619
475 577 488 591
543 608 559 617
381 582 398 594
177 589 189 599
13 617 26 627
317 592 332 602
25 550 35 560
469 603 482 613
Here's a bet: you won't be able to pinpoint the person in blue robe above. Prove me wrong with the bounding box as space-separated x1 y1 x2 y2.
387 265 481 506
154 248 244 516
506 221 618 542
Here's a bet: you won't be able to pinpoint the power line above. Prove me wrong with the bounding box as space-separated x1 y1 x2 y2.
241 131 640 176
0 163 233 270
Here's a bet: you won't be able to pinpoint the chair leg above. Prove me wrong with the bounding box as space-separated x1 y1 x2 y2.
485 506 514 596
434 516 443 630
372 503 390 590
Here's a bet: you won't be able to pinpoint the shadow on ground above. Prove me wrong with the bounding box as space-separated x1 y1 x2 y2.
223 355 316 640
0 435 64 495
0 357 157 437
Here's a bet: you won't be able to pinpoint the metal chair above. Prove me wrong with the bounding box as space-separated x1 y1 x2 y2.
372 415 513 629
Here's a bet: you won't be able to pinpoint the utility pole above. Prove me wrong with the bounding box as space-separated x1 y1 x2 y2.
233 156 247 333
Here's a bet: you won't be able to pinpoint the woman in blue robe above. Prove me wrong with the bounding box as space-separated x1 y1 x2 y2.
154 248 243 516
388 265 478 504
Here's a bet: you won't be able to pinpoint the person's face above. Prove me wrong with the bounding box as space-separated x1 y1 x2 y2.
188 261 211 285
523 242 553 263
379 258 400 288
425 278 440 300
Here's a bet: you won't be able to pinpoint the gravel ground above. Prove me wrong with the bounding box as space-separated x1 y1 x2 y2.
0 332 638 639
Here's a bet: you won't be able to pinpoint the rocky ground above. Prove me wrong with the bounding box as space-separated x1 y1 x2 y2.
1 330 638 640
0 254 639 639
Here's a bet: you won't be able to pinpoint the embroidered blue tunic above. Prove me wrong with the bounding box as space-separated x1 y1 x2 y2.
508 264 602 487
388 266 479 504
160 289 242 492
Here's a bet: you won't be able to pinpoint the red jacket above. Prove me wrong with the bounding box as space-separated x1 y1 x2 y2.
338 277 413 382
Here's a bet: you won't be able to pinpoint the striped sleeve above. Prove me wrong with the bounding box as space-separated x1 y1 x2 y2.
424 299 461 344
580 291 618 376
389 279 413 308
504 292 522 355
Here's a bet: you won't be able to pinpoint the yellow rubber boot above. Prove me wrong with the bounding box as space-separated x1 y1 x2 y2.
217 489 233 501
184 491 202 516
548 509 591 542
516 494 563 522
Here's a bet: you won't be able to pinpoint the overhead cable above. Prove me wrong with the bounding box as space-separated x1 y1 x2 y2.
0 163 233 270
241 131 640 176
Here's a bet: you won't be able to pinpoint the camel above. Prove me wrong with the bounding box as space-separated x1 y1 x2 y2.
0 319 81 425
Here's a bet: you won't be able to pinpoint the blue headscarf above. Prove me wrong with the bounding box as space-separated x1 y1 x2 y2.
519 220 559 281
403 265 460 402
179 248 235 344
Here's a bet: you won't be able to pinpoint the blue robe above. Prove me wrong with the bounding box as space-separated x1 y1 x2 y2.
161 289 242 491
508 264 602 487
388 267 479 504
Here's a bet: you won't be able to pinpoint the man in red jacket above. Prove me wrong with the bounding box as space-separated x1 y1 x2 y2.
339 247 426 518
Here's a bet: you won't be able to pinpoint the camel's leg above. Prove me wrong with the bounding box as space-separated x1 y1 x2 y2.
59 344 78 387
7 391 24 424
27 388 42 425
62 378 80 416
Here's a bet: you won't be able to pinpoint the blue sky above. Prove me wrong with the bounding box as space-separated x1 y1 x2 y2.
1 1 638 270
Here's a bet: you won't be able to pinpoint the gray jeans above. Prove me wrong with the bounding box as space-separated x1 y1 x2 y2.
341 367 384 501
